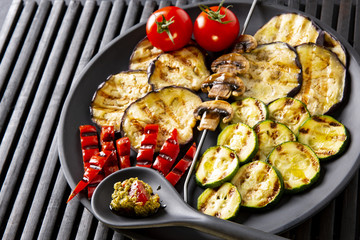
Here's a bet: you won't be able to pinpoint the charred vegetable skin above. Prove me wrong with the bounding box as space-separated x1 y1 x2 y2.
116 137 131 169
166 143 196 186
152 128 180 175
79 125 99 167
136 124 159 168
100 126 119 176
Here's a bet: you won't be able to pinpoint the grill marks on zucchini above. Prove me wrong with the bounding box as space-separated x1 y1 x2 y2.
197 182 241 220
268 141 320 192
238 42 302 104
121 87 202 151
294 43 346 115
148 46 210 91
91 71 152 131
231 161 283 209
297 115 348 160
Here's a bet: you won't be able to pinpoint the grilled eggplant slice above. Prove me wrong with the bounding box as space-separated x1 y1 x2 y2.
267 141 320 193
254 13 320 46
268 97 311 134
237 42 302 104
320 31 347 66
121 86 202 151
231 160 284 209
129 37 163 70
253 120 296 161
297 115 349 160
148 46 210 91
90 71 152 131
294 43 346 115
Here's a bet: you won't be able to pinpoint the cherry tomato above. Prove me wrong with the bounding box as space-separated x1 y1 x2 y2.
146 6 193 52
194 1 240 52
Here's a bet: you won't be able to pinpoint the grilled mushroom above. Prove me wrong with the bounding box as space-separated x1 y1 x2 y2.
211 53 249 75
201 72 246 99
232 34 257 53
194 100 234 131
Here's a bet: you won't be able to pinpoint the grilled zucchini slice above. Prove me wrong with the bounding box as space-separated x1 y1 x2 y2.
294 43 346 115
148 45 210 91
268 97 311 133
267 141 320 193
195 146 239 188
90 71 152 131
217 123 258 164
231 160 283 209
238 42 302 104
121 86 202 151
197 182 241 220
253 120 296 161
220 98 268 129
129 37 163 70
254 13 320 46
297 115 348 160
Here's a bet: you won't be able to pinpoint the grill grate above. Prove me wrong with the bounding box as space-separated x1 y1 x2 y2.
0 0 359 239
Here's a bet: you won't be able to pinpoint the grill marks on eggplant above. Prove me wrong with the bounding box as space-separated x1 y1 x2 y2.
148 46 210 91
91 71 152 131
129 37 163 70
121 87 202 151
238 42 302 104
294 43 346 115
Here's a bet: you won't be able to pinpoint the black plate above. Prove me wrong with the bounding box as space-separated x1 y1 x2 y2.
58 1 360 238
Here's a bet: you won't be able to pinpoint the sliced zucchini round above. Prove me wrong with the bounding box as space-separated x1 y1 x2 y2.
217 123 258 164
197 182 241 220
231 160 283 209
297 115 349 160
253 120 296 161
195 146 239 188
267 141 320 193
268 97 311 134
220 97 268 129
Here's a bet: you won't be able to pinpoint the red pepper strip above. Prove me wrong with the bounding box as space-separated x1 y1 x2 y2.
152 129 180 175
136 124 159 168
67 151 112 203
166 143 196 186
129 180 150 205
87 172 104 199
79 125 99 166
116 137 131 168
100 126 119 176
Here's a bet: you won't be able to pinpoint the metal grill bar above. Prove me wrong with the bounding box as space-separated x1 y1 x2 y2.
0 0 359 239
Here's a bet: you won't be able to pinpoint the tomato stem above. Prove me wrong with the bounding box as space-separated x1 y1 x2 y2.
199 0 233 24
156 15 175 45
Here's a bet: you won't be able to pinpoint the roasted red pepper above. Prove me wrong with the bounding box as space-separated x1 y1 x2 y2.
129 180 150 205
100 126 119 176
79 125 99 167
87 172 104 199
166 142 196 186
136 124 159 168
152 128 180 175
67 151 113 203
116 137 131 168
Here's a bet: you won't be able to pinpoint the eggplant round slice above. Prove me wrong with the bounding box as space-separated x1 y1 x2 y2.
319 31 347 66
237 42 302 104
254 13 320 46
294 43 346 116
121 86 202 151
197 182 241 220
253 120 296 162
231 160 284 209
217 123 258 164
220 97 268 129
195 146 239 188
297 115 349 160
268 97 311 134
148 46 210 91
90 71 152 131
267 141 320 193
129 37 163 70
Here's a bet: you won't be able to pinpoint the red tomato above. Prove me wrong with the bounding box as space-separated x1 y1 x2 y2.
146 6 193 52
194 3 240 52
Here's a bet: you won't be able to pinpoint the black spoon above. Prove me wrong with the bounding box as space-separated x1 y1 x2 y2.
91 167 287 240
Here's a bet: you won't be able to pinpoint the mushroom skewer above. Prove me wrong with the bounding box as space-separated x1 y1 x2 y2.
183 0 258 203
